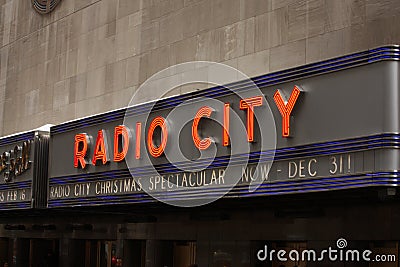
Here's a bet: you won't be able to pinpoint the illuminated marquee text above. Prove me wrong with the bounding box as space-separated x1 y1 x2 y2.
73 88 302 169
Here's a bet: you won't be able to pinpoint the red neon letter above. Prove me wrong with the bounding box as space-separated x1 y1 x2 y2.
147 117 168 158
239 96 263 142
273 85 301 137
223 103 230 146
192 106 213 150
135 122 141 159
74 133 89 168
114 125 130 162
92 130 109 165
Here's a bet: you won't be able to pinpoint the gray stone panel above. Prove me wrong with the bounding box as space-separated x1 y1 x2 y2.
0 0 398 135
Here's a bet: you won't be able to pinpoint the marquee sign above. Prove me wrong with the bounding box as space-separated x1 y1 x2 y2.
72 87 300 171
48 46 400 208
0 130 49 210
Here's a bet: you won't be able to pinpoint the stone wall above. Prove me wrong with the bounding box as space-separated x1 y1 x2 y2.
0 0 399 135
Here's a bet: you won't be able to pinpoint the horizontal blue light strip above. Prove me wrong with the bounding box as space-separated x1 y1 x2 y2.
49 133 400 183
51 46 400 134
0 181 32 190
0 132 34 146
0 201 31 210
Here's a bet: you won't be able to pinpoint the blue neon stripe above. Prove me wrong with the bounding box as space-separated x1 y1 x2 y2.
0 132 35 146
49 133 400 183
0 201 31 210
51 46 400 134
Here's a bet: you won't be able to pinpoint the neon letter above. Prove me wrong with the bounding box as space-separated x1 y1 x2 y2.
192 106 213 150
114 125 130 162
74 133 89 168
273 85 301 137
147 117 168 158
92 130 109 165
136 122 141 159
239 96 263 142
223 103 230 146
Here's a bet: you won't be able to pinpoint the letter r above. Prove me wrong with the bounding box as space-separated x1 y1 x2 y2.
74 133 89 168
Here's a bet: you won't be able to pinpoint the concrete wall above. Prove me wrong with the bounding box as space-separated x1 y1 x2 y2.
0 0 399 135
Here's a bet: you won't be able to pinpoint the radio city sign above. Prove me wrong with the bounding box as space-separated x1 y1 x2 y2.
49 59 400 207
73 86 301 169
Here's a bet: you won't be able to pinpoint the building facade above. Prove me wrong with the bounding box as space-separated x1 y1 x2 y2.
1 1 400 267
1 0 400 135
